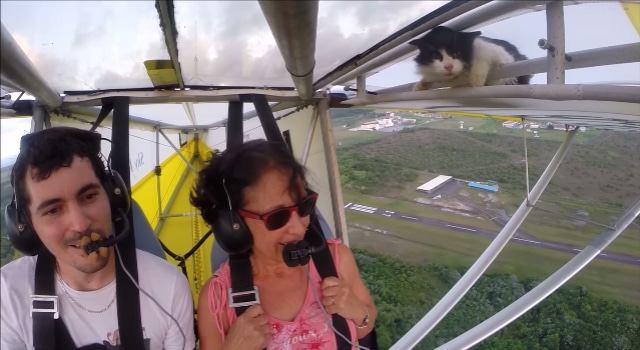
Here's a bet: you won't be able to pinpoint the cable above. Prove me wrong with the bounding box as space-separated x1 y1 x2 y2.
522 117 531 205
114 245 186 350
304 264 370 350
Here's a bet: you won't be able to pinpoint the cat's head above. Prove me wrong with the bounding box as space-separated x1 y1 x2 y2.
409 26 481 81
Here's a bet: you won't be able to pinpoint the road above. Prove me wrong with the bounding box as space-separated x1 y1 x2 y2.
344 202 640 266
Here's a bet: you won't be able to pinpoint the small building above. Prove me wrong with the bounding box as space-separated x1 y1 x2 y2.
416 175 453 194
468 182 499 193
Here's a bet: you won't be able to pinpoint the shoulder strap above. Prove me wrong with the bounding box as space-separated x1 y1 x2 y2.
309 215 379 350
34 252 108 350
306 220 353 350
228 252 264 350
54 320 106 350
33 252 56 350
113 223 146 349
228 252 258 317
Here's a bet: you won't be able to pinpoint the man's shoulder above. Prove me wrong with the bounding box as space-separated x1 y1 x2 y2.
1 256 37 295
1 255 37 278
135 249 180 276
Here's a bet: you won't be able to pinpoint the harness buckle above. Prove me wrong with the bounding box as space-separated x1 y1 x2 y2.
228 287 260 308
30 295 60 319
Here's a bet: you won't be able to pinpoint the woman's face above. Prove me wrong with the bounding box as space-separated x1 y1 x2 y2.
240 167 310 258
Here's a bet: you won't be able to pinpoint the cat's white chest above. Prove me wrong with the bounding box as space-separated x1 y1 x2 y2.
469 38 518 86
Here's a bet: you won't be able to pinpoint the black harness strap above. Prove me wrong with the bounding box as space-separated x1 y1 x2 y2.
33 252 56 350
308 216 379 350
306 218 353 350
33 252 107 350
228 252 257 316
55 322 106 350
111 96 145 350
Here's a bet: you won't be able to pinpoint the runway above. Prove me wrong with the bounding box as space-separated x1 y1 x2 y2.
344 202 640 266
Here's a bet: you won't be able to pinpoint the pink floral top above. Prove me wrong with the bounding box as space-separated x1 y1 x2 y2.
206 239 358 349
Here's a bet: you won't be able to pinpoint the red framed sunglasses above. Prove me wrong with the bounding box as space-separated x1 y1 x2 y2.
237 190 318 231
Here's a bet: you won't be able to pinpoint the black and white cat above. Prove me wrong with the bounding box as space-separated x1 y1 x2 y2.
409 26 532 91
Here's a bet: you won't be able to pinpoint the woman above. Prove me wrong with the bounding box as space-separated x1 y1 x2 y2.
191 139 376 350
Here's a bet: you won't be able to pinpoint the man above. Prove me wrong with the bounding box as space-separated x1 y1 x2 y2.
1 127 196 349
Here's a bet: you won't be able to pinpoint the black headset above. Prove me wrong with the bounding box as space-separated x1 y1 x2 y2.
205 178 253 255
4 128 131 256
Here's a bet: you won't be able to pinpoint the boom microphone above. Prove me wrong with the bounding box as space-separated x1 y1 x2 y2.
81 208 130 256
282 223 326 267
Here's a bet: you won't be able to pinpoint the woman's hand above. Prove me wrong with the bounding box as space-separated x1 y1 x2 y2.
321 277 368 325
223 304 271 350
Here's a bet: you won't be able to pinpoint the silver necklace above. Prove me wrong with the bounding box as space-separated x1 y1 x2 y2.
56 270 116 314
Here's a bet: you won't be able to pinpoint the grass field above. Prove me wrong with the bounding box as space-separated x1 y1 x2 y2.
412 116 600 144
451 186 640 257
332 127 388 149
335 118 640 208
334 111 640 306
346 211 640 306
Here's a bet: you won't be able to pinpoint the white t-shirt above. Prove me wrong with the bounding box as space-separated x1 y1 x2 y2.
0 249 196 350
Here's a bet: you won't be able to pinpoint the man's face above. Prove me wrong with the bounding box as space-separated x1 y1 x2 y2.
25 156 113 273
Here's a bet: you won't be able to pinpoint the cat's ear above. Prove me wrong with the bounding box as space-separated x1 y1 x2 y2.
409 38 422 47
468 31 482 37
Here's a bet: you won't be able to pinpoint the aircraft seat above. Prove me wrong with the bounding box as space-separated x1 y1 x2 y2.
131 199 166 260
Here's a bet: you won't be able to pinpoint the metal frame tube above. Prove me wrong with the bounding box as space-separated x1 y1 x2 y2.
182 102 198 125
343 84 640 107
158 129 198 174
154 154 198 235
238 101 299 123
30 104 48 132
546 1 565 84
156 0 185 89
546 1 566 84
0 22 62 108
375 42 640 95
356 76 367 99
62 88 309 106
390 128 579 349
258 1 318 101
301 108 319 166
61 105 174 132
437 198 640 350
155 127 163 223
317 97 349 245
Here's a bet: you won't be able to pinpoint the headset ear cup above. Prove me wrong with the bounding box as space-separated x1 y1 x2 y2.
105 170 130 214
210 210 253 254
4 201 43 256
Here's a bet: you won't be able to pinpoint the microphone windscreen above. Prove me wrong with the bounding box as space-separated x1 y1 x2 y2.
81 232 109 259
282 240 312 267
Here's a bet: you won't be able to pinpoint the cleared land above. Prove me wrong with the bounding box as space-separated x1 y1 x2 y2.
334 110 640 306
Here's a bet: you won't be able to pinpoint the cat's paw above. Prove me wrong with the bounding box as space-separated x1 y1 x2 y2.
468 72 488 87
413 80 433 91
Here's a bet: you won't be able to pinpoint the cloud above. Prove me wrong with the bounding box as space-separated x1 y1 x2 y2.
1 1 447 91
0 118 31 160
2 0 637 128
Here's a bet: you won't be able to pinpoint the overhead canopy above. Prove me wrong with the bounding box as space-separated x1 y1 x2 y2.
0 1 638 130
0 1 448 92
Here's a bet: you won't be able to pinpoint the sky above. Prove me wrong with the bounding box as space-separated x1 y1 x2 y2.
1 1 639 167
